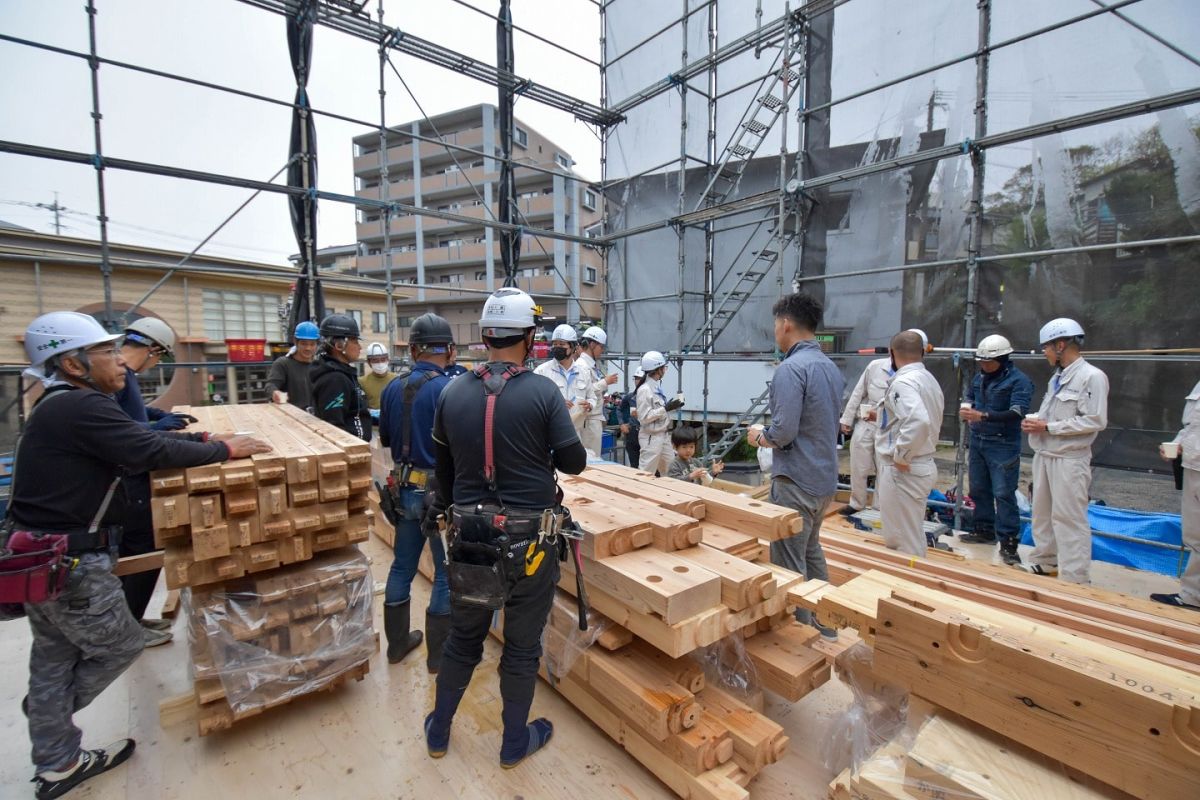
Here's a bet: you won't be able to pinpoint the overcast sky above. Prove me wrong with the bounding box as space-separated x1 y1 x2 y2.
1 0 1197 266
0 0 602 264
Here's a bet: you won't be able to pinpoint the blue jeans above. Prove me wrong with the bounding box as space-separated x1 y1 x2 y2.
384 486 450 615
968 436 1022 540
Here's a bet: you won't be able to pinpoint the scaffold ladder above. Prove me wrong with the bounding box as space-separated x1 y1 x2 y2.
704 381 773 463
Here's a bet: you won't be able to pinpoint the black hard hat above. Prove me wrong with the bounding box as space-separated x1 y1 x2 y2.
319 313 360 338
409 312 454 345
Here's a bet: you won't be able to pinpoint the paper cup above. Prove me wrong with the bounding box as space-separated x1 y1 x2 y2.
1162 442 1181 459
960 402 972 410
1025 413 1040 421
859 403 872 420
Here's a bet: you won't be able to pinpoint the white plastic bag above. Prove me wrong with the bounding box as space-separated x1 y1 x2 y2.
756 444 773 476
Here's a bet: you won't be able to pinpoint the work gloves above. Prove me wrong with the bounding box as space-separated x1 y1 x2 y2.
150 412 198 431
664 397 685 412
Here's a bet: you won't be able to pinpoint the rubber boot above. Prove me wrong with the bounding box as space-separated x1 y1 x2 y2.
425 680 469 757
425 611 451 674
998 537 1021 566
384 600 423 664
499 695 553 768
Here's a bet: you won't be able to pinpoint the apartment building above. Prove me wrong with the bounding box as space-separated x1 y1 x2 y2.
351 104 604 346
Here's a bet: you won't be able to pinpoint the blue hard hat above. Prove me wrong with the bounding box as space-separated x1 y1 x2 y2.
294 321 320 340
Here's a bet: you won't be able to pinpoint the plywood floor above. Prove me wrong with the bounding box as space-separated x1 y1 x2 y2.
0 534 845 799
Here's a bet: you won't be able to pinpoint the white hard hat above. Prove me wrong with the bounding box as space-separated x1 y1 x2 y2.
366 342 388 358
124 316 176 356
581 326 607 346
1039 317 1085 346
640 350 667 372
24 311 121 367
479 287 542 336
551 324 578 343
975 334 1013 360
633 367 645 379
906 328 929 350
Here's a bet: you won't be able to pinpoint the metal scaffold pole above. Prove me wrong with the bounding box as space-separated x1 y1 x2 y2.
377 0 396 358
953 0 992 531
700 0 720 453
676 0 690 399
85 0 114 328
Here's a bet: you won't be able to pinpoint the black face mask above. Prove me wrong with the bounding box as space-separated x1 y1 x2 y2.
551 346 570 361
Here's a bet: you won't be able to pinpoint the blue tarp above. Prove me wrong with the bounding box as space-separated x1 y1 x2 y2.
1020 504 1186 577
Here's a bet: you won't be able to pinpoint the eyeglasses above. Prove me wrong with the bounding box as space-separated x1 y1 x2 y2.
84 343 121 359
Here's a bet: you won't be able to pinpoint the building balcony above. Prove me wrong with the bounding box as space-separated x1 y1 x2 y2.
356 194 562 242
357 166 502 204
353 128 487 176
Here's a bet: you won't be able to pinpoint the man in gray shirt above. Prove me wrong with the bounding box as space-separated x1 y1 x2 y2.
748 292 844 636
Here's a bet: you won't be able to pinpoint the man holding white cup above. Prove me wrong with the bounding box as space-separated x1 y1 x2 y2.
838 357 893 515
1018 318 1109 583
1151 380 1200 611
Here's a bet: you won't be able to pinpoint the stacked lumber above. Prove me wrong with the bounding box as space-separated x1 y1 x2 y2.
183 548 377 735
797 570 1200 799
548 466 831 800
151 404 373 589
815 514 1200 674
151 404 378 735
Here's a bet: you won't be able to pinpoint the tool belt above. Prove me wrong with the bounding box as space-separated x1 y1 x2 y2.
392 464 431 489
0 525 118 608
443 504 564 610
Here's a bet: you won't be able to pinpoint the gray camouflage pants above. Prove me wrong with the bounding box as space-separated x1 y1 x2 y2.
25 551 144 772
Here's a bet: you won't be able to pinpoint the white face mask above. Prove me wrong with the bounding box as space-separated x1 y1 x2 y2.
370 362 388 375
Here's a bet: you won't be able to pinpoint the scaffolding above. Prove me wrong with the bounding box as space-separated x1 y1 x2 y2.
598 0 1200 510
3 0 1200 513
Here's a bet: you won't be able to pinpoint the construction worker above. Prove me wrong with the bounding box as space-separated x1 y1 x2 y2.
423 288 587 768
378 313 456 670
569 326 617 455
838 356 892 515
958 334 1034 565
747 293 844 636
619 367 645 467
358 341 396 410
533 323 578 401
1019 318 1109 583
112 317 193 648
873 330 945 557
1152 379 1200 611
11 311 269 800
636 351 681 475
114 317 192 431
266 320 319 411
311 314 372 442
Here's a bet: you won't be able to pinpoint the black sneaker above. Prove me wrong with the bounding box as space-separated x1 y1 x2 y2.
836 506 860 518
34 740 136 800
998 539 1021 566
1150 593 1200 611
959 531 997 544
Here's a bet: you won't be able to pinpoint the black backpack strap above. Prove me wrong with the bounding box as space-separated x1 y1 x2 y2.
399 368 438 464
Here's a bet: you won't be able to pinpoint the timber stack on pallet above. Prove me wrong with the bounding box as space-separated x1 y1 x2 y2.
795 570 1200 800
151 404 378 735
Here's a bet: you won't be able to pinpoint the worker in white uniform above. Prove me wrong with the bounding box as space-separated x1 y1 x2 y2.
838 357 893 514
1153 379 1200 611
533 323 577 402
569 326 617 456
636 351 682 475
873 330 945 556
1019 318 1109 583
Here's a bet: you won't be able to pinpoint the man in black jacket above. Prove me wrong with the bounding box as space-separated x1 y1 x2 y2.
12 311 270 800
311 314 372 441
423 288 587 770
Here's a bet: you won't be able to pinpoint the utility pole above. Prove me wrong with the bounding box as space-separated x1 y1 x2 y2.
36 191 63 235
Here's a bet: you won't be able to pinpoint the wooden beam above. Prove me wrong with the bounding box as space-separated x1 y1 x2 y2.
112 550 164 577
874 589 1200 800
